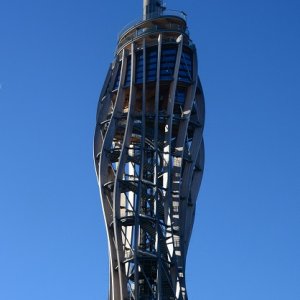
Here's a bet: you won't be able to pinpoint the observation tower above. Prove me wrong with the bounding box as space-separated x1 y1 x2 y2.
94 1 205 299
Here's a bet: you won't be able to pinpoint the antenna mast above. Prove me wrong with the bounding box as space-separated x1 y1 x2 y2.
143 0 164 20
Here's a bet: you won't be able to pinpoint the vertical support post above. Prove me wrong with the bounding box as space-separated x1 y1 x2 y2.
154 33 163 300
112 43 137 299
99 49 129 300
165 34 183 296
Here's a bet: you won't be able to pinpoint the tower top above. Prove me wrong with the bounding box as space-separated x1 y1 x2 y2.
143 0 164 20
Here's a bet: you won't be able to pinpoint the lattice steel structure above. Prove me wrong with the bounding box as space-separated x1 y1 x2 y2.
94 1 205 299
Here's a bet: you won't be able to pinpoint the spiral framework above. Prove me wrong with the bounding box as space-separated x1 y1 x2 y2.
94 1 205 299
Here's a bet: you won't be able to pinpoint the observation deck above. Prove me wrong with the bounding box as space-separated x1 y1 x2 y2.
116 10 193 54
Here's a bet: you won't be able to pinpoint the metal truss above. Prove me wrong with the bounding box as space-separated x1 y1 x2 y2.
94 5 204 300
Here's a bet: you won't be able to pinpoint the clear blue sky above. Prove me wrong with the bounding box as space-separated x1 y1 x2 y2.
0 0 299 299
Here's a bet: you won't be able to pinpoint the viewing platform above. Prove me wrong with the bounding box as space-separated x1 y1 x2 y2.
116 10 192 54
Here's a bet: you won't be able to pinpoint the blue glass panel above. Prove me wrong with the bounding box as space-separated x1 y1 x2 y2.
162 49 177 55
113 64 121 90
161 56 176 62
135 50 144 83
146 48 158 81
148 51 157 58
178 51 193 83
147 76 156 81
147 63 157 71
179 78 190 83
175 89 186 104
147 70 157 76
159 47 177 81
148 57 157 64
161 69 172 75
179 70 189 75
161 62 175 68
160 75 173 81
124 56 132 87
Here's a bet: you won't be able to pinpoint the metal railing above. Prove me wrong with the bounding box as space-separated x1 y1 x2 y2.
116 24 191 53
118 9 187 40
